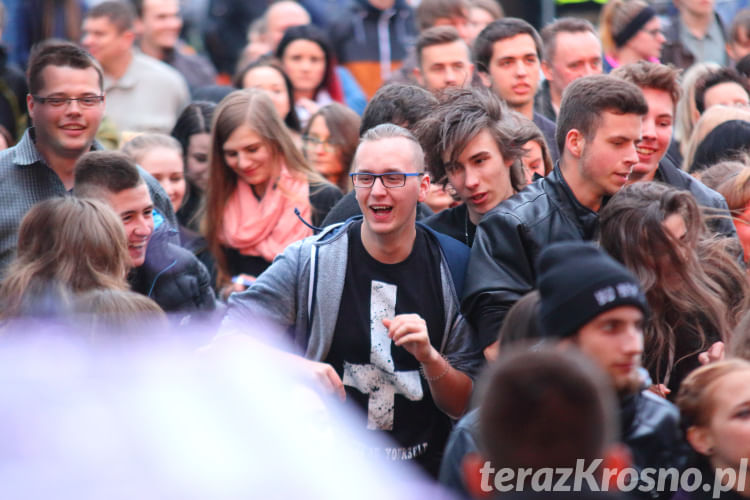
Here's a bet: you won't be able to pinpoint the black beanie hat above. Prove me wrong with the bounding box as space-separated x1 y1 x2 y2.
536 242 649 339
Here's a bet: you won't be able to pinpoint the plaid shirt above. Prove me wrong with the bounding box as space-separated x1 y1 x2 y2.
0 128 177 275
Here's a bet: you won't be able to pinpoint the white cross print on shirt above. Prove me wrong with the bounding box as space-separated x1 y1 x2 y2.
343 280 424 430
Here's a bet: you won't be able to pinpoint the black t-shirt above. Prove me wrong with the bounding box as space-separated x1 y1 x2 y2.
422 204 476 247
325 221 450 477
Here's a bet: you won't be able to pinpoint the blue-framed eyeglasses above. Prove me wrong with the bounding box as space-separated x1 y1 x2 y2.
350 172 423 188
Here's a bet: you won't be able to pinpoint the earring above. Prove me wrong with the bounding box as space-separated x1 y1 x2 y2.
707 447 714 455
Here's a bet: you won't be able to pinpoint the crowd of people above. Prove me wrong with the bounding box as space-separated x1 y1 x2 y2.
2 0 750 497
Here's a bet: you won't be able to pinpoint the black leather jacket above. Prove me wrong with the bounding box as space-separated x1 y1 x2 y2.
461 166 598 347
620 390 690 499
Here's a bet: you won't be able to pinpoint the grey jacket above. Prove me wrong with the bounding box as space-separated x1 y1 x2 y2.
224 219 482 378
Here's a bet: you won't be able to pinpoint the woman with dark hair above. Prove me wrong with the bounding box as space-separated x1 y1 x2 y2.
170 101 214 229
203 89 341 295
234 56 302 137
599 182 749 397
0 197 130 319
301 103 360 192
276 24 364 127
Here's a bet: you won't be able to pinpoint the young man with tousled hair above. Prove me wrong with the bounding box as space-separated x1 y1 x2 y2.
610 60 737 239
462 74 647 351
224 124 481 477
0 39 176 275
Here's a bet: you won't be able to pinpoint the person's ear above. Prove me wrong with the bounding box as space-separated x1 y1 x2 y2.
478 70 491 88
413 66 424 86
462 452 494 499
26 93 35 117
565 129 585 159
541 60 553 82
686 425 715 457
417 172 430 202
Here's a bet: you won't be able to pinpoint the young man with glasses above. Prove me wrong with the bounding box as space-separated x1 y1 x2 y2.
0 39 176 274
224 123 481 477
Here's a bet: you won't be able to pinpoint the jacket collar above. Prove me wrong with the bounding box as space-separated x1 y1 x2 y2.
545 165 601 240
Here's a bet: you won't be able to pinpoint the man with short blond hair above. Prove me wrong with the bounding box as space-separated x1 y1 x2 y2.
225 123 481 477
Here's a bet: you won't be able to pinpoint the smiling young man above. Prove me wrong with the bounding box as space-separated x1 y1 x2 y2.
473 18 559 163
462 74 647 350
224 124 481 477
611 61 737 239
0 39 176 276
74 151 215 316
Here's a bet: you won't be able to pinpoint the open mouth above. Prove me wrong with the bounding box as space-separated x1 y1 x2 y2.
370 205 393 220
470 192 488 205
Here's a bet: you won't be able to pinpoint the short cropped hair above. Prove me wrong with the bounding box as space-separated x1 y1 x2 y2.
694 67 750 114
360 83 438 135
355 123 425 173
416 0 469 31
556 74 648 154
74 151 144 199
540 17 597 64
27 39 103 95
473 18 543 74
610 60 682 108
479 348 618 470
84 1 135 32
416 26 467 68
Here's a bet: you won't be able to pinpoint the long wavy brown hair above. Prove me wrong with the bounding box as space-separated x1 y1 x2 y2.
202 89 328 285
599 182 746 387
0 197 129 318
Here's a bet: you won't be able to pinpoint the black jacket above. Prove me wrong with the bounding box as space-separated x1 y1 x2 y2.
655 156 737 239
129 227 216 316
620 390 690 499
461 166 598 347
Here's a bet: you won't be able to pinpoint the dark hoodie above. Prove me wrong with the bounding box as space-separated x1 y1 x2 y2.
128 226 216 316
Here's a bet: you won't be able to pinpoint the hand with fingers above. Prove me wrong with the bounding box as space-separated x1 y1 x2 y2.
301 358 346 402
383 313 438 365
